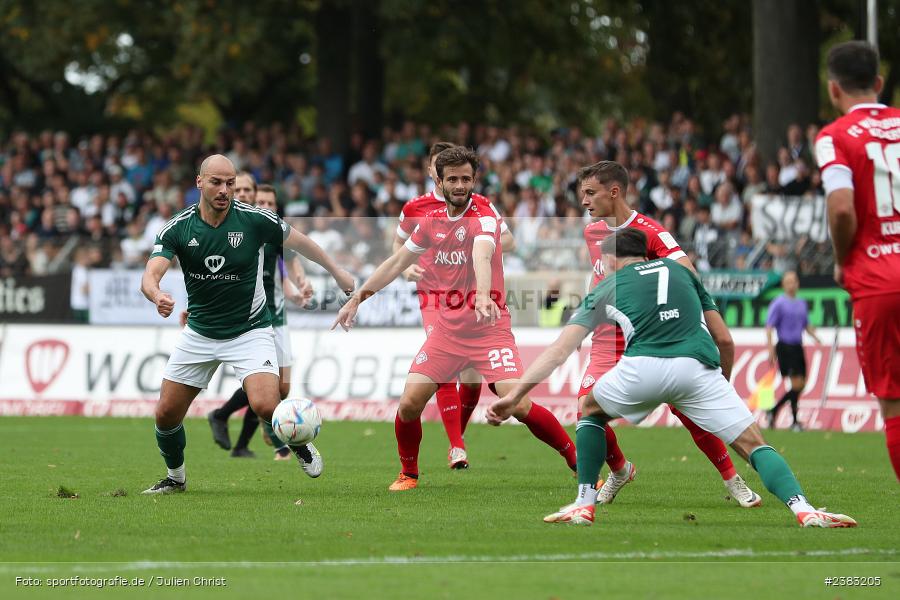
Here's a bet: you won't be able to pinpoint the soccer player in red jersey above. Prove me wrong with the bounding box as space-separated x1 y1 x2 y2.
816 41 900 481
335 147 576 490
575 161 762 507
393 142 516 468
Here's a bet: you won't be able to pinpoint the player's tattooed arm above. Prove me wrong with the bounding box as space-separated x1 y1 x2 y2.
332 246 421 331
140 255 175 318
283 227 355 293
489 324 589 422
500 229 516 253
704 309 735 380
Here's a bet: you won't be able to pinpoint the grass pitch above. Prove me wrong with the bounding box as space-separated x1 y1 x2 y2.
1 416 898 599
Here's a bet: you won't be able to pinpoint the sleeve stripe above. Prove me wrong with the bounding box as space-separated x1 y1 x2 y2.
234 201 280 224
396 224 411 240
499 221 509 234
666 250 687 261
156 209 194 240
404 238 426 254
822 164 854 195
473 234 497 247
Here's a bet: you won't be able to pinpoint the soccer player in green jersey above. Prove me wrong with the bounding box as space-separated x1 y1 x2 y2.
489 228 856 528
140 154 353 494
206 183 315 462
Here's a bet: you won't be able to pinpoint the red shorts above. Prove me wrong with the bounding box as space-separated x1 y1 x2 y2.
853 294 900 399
578 354 618 398
409 326 523 384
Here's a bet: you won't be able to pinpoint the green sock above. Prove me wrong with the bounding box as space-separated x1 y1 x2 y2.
576 415 607 487
155 424 186 469
262 420 288 451
749 445 804 503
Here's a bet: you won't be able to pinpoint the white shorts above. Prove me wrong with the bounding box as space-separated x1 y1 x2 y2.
591 355 755 444
163 326 279 389
274 325 293 368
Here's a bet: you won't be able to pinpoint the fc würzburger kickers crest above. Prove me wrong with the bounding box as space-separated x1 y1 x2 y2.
455 225 466 241
227 231 244 248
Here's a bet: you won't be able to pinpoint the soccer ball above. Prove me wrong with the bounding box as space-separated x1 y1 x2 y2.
271 398 322 446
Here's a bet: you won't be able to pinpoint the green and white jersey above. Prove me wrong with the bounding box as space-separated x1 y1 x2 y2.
568 258 721 367
150 200 290 339
263 244 287 327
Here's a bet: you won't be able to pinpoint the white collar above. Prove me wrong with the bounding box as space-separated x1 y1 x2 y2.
849 102 887 113
446 198 473 221
608 210 637 231
432 189 445 202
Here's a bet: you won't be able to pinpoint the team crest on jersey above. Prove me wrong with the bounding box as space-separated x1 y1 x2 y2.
415 351 428 365
205 255 225 273
581 375 596 388
228 231 244 248
455 226 466 241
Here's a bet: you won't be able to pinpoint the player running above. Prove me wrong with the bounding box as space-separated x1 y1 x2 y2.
206 183 316 463
393 141 516 469
140 154 353 494
816 41 900 481
490 228 856 528
334 146 576 491
575 161 761 507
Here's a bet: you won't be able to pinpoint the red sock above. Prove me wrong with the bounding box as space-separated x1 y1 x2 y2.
519 403 577 470
604 425 627 472
885 415 900 481
459 384 482 434
670 405 737 480
435 383 464 449
395 412 422 477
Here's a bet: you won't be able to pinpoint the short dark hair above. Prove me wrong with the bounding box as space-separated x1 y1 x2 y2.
257 183 276 198
435 146 478 179
577 161 629 192
600 228 647 258
429 141 455 161
827 41 879 93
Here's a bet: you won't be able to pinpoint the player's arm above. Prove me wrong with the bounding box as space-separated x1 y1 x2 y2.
140 255 175 318
332 244 421 331
284 252 313 306
826 188 856 284
488 324 589 422
500 228 516 253
283 227 354 293
704 309 735 380
472 238 501 324
393 229 425 281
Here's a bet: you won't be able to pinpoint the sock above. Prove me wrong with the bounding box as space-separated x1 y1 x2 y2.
167 464 185 484
785 494 816 516
435 383 465 449
216 388 250 420
670 406 737 480
886 415 900 481
518 403 577 470
575 415 607 506
603 425 627 472
459 384 482 434
749 445 804 504
262 419 288 452
155 423 186 475
788 390 800 424
234 407 259 450
395 412 422 477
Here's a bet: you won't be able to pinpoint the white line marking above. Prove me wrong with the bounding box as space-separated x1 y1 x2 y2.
0 548 895 571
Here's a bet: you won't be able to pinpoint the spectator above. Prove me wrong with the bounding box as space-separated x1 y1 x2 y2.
693 205 719 271
710 182 743 231
347 141 388 189
699 152 726 195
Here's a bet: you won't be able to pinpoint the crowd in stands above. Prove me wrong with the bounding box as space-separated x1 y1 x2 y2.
0 114 833 281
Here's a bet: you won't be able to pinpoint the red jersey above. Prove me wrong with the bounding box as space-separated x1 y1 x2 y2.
584 211 687 360
406 199 509 337
815 103 900 300
397 191 507 304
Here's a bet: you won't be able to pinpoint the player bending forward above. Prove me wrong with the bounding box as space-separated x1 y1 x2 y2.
490 228 856 528
140 155 353 494
335 146 576 491
576 160 760 507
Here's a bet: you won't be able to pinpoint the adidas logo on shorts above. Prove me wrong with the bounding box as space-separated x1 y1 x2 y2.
263 360 273 367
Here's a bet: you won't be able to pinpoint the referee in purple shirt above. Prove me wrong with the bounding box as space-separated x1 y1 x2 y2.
766 271 822 431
